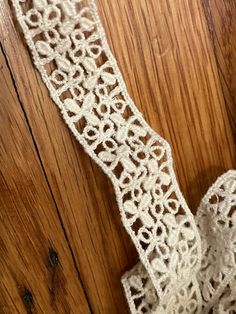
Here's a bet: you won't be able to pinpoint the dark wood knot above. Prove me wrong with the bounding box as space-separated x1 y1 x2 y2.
48 247 59 268
22 288 33 312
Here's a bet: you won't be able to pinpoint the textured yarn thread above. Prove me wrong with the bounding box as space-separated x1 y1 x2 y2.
122 171 236 313
11 0 236 313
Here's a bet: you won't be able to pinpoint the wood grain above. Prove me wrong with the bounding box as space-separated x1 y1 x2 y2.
202 0 236 134
0 48 90 313
0 0 235 313
96 0 235 211
0 2 135 313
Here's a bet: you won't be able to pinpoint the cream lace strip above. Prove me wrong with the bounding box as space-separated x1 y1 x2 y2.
122 171 236 313
11 0 236 313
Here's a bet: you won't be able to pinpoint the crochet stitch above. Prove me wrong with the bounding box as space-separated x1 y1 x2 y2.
11 0 236 312
122 171 236 313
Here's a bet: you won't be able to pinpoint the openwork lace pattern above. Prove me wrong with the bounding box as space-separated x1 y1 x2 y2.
197 171 236 313
122 171 236 313
11 0 236 313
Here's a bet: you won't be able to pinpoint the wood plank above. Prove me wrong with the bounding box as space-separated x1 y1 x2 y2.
0 48 90 313
201 0 236 134
96 0 235 211
0 0 235 313
0 2 135 313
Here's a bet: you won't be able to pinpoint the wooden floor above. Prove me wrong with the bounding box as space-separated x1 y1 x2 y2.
0 0 235 313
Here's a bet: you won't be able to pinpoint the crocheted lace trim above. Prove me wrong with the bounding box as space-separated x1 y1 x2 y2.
122 170 236 313
11 0 236 313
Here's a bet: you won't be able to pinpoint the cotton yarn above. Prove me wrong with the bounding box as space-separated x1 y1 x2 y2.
11 0 236 312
